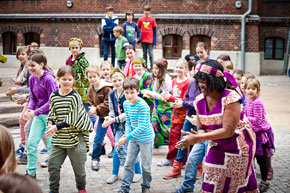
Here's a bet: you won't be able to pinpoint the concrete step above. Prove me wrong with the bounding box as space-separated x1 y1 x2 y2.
0 102 24 114
0 112 21 127
0 93 11 102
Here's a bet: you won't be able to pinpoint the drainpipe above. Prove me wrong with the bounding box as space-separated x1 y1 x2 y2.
241 0 252 71
282 26 290 75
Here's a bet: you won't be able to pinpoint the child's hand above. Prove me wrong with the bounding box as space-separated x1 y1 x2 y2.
24 110 35 120
102 116 115 128
45 121 57 137
141 89 150 95
172 98 182 108
160 93 170 101
6 88 15 96
116 135 128 146
16 94 27 105
143 94 151 99
88 106 96 115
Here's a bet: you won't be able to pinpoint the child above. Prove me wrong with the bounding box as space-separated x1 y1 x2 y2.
116 77 154 193
137 5 157 70
122 10 141 48
86 65 113 171
113 26 129 70
99 61 115 158
244 78 275 193
30 42 40 51
45 66 93 193
132 57 153 111
102 68 142 184
240 72 255 107
102 5 119 67
184 54 196 78
124 45 137 77
158 59 190 167
24 53 58 178
216 53 231 66
195 42 211 62
0 125 16 175
233 69 245 89
65 38 96 124
141 58 172 147
223 60 234 74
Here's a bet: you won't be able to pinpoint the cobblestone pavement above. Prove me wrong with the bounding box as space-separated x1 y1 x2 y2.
5 75 290 193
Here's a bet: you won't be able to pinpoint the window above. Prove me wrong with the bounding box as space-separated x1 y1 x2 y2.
190 35 211 56
2 32 17 55
24 32 40 46
265 37 284 60
263 0 290 3
162 35 182 59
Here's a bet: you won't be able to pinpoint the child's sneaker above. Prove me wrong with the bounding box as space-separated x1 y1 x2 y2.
17 153 27 164
133 173 142 183
259 180 270 193
40 148 48 154
106 175 118 184
91 160 100 171
78 189 87 193
267 167 274 180
16 145 25 155
157 159 173 167
176 186 194 193
40 159 48 168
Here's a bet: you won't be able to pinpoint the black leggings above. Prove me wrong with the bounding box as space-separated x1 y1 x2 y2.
255 143 269 181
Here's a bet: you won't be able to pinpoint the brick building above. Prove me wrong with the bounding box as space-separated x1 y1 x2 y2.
0 0 289 74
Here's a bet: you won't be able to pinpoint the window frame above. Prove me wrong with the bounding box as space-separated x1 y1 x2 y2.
24 32 40 46
162 34 183 59
190 35 211 56
2 32 17 55
264 37 285 60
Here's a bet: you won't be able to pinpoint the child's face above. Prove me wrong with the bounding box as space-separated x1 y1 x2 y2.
152 64 160 77
240 76 247 92
124 88 139 104
18 51 28 64
126 14 133 22
133 63 143 75
57 73 74 91
113 30 121 38
87 71 100 87
224 67 233 75
246 83 258 100
28 60 44 76
144 10 150 17
111 75 124 90
188 56 195 66
107 11 113 18
234 73 242 88
70 44 81 57
174 62 186 77
125 49 136 61
217 58 224 66
101 64 111 80
196 47 208 61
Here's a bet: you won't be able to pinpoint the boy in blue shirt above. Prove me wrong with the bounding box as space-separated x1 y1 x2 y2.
117 77 154 193
122 10 141 49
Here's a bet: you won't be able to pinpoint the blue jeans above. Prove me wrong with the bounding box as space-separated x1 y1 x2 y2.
104 40 116 67
83 103 97 126
121 140 153 192
92 118 108 161
176 120 197 163
182 140 208 191
112 130 141 175
141 43 153 69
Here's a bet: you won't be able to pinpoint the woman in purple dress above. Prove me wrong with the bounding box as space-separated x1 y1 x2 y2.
176 60 259 193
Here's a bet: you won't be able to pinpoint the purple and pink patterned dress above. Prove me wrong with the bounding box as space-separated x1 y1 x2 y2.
195 89 259 193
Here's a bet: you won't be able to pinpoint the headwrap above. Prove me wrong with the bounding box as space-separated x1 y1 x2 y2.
132 57 146 67
69 38 83 49
110 67 125 80
198 64 242 96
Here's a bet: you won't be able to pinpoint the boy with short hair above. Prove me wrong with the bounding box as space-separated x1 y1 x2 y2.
137 5 157 70
117 77 154 193
102 6 119 67
122 10 141 49
113 26 129 70
86 65 113 171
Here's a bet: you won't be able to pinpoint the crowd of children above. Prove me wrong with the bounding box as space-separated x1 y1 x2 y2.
0 5 276 193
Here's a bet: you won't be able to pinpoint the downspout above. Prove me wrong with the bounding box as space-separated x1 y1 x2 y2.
282 25 290 75
241 0 253 71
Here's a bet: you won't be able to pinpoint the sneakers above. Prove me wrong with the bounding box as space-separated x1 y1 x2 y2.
259 180 270 193
157 159 173 167
176 186 194 193
17 153 28 164
107 146 114 158
40 148 48 154
133 173 142 183
106 175 118 184
91 160 100 171
78 189 87 193
16 145 25 155
40 159 48 168
267 167 274 180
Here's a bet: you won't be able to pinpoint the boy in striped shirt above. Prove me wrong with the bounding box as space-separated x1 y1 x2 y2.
117 77 154 193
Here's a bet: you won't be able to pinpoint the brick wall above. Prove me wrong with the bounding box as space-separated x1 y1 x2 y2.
0 0 253 14
257 0 290 17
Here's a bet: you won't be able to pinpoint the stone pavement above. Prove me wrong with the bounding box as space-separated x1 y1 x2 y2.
2 72 290 193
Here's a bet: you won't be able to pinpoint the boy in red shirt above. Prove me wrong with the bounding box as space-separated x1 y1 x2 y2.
137 5 156 70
